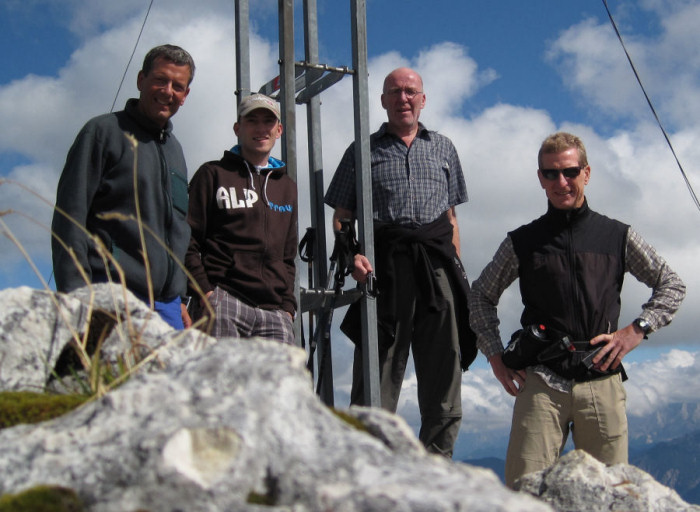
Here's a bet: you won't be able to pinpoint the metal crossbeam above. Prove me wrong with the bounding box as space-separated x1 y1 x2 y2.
300 288 362 313
258 62 353 104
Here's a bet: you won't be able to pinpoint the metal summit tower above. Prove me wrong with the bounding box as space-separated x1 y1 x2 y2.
233 0 380 407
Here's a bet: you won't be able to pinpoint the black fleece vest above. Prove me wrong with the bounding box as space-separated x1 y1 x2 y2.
509 201 629 381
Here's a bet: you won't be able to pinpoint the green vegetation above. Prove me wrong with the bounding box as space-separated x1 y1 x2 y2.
0 485 85 512
0 392 88 429
246 491 277 506
331 408 369 432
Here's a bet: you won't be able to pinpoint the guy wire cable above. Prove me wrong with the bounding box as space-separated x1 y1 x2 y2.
602 0 700 212
110 0 154 113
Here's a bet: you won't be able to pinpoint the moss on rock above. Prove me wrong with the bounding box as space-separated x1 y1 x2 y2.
0 392 88 429
330 408 369 432
0 485 85 512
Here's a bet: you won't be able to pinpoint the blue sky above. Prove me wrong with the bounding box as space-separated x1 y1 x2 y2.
1 0 699 458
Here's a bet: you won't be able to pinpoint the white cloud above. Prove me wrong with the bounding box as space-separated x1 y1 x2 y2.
546 17 644 121
626 349 699 417
414 42 498 123
547 2 700 129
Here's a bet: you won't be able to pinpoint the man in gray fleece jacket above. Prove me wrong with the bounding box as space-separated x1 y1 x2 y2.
51 44 195 329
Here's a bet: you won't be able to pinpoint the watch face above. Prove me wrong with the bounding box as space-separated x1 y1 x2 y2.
636 319 651 334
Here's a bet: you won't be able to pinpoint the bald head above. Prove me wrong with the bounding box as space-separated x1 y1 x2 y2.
383 67 424 94
380 67 426 138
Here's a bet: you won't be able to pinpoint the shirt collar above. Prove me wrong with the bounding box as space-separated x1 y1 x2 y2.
377 122 430 140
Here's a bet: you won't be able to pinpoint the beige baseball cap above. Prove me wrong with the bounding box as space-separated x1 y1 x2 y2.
238 93 281 121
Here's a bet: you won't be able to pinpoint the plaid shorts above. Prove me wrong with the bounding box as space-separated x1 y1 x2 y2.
209 286 294 345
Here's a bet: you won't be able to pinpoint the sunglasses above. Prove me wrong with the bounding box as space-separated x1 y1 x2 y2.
540 166 582 180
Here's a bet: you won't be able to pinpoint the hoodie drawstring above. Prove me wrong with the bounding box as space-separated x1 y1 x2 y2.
262 172 272 207
243 160 272 207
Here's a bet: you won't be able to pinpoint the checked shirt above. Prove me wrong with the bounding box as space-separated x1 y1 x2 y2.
324 123 467 225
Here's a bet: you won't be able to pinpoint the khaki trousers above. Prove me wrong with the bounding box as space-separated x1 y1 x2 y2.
505 368 628 487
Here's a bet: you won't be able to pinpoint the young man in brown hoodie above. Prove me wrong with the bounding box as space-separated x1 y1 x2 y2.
185 94 297 344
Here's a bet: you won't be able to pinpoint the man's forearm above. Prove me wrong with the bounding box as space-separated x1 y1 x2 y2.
447 206 461 257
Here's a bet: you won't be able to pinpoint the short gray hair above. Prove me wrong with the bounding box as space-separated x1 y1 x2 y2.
142 44 195 85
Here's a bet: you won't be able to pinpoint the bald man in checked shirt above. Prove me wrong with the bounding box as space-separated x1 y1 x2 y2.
324 67 477 458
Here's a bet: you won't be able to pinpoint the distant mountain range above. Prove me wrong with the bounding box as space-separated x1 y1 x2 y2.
631 429 700 505
627 401 700 504
461 402 700 505
628 402 700 450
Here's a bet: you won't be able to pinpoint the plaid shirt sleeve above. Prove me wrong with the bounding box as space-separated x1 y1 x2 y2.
625 227 686 332
445 138 468 208
324 143 357 211
469 236 520 359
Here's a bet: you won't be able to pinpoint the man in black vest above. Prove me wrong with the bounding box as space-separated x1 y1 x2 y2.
469 132 686 486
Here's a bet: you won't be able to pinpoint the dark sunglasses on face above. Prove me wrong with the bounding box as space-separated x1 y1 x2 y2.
540 166 583 180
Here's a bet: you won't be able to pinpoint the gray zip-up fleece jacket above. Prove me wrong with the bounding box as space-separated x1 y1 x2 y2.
51 98 191 301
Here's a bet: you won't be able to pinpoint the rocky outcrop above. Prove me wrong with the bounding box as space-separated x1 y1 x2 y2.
0 284 696 511
516 450 700 511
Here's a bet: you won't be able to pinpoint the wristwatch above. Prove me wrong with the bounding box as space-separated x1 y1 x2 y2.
634 318 652 337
